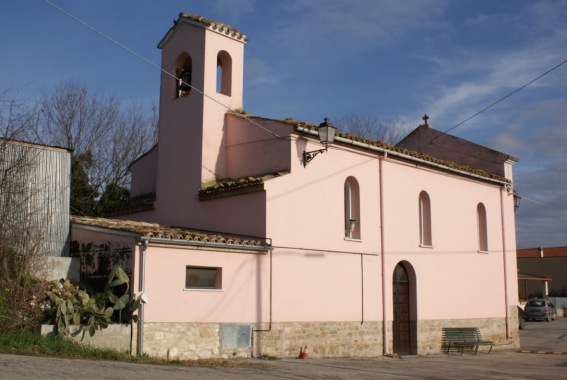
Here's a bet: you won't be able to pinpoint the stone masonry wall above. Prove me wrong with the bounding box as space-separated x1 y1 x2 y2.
141 321 383 359
142 323 222 360
254 321 383 358
43 313 520 359
140 312 519 359
417 309 520 355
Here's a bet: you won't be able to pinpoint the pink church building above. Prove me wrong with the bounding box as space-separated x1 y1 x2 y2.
71 13 520 359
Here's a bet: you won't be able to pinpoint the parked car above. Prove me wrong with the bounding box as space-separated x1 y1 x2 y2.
517 306 526 329
524 298 557 322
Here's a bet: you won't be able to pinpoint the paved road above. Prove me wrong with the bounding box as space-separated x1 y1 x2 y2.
1 318 566 380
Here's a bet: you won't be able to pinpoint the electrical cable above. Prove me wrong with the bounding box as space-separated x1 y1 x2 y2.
517 194 567 214
439 57 567 137
42 0 282 139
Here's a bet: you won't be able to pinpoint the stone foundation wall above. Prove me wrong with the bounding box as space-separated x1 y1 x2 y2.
141 321 383 359
142 323 221 360
254 321 383 358
417 310 520 355
139 313 519 359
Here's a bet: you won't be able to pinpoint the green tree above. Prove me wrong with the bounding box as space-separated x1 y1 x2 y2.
98 183 130 215
70 152 99 216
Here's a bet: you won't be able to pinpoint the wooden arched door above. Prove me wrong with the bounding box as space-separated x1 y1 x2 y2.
393 263 411 355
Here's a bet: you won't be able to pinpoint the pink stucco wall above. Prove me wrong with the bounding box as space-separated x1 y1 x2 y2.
260 139 518 322
226 116 292 179
130 146 158 197
142 247 269 323
142 20 248 230
138 245 381 324
131 132 518 325
118 15 520 351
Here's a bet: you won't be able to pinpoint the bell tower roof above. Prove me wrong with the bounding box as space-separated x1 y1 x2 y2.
158 13 249 49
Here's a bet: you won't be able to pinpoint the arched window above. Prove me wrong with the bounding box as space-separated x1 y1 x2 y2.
393 263 409 282
477 203 488 252
344 177 361 239
216 50 232 96
174 53 192 98
419 191 432 246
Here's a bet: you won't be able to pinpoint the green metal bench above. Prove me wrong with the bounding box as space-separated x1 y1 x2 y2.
443 327 494 355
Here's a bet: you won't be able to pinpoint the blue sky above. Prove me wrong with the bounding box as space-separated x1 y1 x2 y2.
2 0 567 249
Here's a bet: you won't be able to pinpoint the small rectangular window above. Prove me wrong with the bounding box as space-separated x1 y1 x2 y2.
185 266 222 289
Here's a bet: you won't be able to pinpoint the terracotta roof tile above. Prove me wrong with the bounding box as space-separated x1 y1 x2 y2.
71 215 270 248
283 118 509 183
179 13 248 42
199 172 288 200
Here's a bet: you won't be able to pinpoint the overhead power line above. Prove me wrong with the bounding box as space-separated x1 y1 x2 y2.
42 0 282 138
443 57 567 135
518 194 567 215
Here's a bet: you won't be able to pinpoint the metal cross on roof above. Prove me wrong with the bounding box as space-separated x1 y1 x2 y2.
422 114 429 126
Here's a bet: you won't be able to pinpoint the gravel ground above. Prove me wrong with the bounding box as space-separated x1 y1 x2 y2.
1 318 566 380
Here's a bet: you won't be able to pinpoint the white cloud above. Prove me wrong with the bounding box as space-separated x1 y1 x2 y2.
265 0 448 58
210 0 255 23
246 58 280 86
486 96 567 249
423 39 566 131
464 14 495 26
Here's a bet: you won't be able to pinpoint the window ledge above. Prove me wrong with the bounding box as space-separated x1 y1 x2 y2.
344 237 362 242
478 250 490 254
183 288 223 292
419 244 434 249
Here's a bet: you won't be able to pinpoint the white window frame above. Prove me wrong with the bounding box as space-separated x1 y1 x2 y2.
185 266 222 291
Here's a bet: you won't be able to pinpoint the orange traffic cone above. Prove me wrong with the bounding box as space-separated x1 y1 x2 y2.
300 345 309 359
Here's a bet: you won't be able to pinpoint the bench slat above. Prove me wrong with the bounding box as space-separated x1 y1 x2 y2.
443 327 494 355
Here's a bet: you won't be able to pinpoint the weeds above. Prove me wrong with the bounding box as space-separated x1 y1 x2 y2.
0 330 257 367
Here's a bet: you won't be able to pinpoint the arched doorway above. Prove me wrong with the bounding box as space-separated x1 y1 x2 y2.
393 263 412 355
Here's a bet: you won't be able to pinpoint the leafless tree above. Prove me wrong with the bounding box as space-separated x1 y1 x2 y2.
333 114 410 145
106 101 158 189
38 80 158 214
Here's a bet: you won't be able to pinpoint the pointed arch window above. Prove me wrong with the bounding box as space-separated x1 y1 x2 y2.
174 54 192 98
419 191 432 247
216 50 232 96
477 203 488 252
344 177 361 240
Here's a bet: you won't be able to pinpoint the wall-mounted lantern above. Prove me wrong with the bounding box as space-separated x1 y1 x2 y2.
514 191 521 212
303 117 337 167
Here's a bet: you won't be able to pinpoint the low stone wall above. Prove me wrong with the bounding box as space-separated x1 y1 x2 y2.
141 321 383 359
254 321 383 358
142 323 221 360
139 314 518 360
38 316 519 359
41 324 132 352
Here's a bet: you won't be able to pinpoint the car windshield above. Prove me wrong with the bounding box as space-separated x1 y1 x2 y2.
527 300 545 307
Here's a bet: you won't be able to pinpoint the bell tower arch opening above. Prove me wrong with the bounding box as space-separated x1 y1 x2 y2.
216 50 232 96
174 53 192 98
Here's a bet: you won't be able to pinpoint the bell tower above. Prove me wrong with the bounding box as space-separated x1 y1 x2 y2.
154 14 247 226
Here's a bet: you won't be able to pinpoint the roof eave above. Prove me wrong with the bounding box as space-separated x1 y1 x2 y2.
294 125 510 185
157 13 248 49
